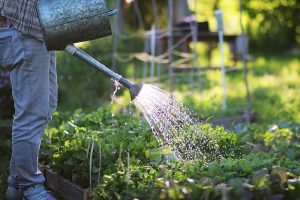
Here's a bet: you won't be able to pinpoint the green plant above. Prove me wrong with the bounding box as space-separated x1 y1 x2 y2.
40 107 300 199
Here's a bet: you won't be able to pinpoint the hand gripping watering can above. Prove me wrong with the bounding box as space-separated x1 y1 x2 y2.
37 0 142 100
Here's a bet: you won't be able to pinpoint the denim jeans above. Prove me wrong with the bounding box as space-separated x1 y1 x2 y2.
0 26 57 189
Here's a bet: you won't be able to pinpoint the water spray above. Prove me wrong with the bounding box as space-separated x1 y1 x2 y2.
37 0 143 100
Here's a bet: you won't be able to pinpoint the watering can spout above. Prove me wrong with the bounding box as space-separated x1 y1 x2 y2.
115 76 143 100
65 44 142 100
129 84 143 100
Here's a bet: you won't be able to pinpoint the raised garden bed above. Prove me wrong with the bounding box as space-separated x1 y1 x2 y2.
41 165 90 200
39 108 300 199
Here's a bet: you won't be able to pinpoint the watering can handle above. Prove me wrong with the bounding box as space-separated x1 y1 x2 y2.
107 9 118 16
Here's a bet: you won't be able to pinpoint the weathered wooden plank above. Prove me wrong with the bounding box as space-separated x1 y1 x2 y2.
42 166 90 200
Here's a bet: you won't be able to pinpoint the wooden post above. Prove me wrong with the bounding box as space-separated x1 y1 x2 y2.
133 0 145 30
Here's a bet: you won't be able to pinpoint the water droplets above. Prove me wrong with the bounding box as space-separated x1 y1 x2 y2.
111 79 122 105
111 80 122 134
133 84 220 161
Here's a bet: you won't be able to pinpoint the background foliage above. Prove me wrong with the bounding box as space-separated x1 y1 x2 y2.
243 0 300 51
0 0 299 112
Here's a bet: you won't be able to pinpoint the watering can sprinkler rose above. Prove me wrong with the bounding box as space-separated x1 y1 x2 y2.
37 0 143 100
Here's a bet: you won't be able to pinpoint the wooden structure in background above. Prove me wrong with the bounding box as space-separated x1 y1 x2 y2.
155 20 240 70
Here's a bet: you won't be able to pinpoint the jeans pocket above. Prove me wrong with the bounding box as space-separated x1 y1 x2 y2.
0 36 14 69
22 34 48 54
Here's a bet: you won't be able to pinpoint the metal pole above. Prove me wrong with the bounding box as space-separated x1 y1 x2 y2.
194 0 202 91
152 0 160 84
240 0 251 123
150 24 156 83
142 37 149 81
190 20 199 92
112 0 122 72
168 0 174 93
215 10 227 110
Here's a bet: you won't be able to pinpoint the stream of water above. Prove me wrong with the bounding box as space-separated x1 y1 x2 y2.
109 80 220 161
133 84 220 161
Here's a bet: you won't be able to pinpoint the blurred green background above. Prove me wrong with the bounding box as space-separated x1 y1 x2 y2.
0 0 299 121
51 0 299 121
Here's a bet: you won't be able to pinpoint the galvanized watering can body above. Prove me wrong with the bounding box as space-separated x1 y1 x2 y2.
37 0 112 50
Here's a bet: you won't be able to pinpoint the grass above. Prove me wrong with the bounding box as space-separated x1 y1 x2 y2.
249 54 300 123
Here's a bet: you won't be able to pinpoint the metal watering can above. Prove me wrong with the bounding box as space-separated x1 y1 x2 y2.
37 0 142 100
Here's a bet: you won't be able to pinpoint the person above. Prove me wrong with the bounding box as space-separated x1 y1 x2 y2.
0 0 57 199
